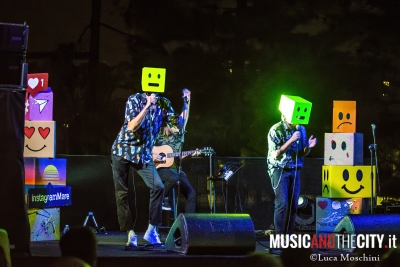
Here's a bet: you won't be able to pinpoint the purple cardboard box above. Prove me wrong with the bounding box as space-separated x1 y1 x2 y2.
25 87 53 121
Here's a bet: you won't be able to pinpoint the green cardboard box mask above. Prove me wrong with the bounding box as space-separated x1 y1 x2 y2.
278 95 312 125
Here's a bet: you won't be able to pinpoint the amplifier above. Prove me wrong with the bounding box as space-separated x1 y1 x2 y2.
0 52 28 86
0 22 29 52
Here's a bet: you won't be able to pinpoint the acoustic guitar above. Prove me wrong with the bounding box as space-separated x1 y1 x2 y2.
152 145 214 169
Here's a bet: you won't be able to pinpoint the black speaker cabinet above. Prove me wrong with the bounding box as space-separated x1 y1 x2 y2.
0 86 31 255
165 213 256 255
0 22 29 52
334 214 400 235
0 52 27 86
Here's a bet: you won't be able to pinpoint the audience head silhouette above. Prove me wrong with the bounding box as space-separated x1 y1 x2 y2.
59 226 97 267
0 229 10 267
52 256 91 267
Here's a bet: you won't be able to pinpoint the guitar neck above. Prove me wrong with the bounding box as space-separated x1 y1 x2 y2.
167 150 199 158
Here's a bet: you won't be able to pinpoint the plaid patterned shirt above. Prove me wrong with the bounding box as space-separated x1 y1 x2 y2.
267 120 307 170
111 93 176 164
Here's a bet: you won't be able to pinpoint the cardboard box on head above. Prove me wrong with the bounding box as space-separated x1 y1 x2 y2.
141 67 166 93
278 95 312 125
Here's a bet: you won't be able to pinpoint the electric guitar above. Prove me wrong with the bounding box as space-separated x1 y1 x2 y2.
152 145 214 169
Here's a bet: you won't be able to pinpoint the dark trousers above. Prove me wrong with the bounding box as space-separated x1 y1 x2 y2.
111 154 164 231
158 167 196 213
270 168 301 235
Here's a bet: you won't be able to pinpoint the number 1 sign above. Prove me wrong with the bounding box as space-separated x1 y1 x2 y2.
27 73 49 96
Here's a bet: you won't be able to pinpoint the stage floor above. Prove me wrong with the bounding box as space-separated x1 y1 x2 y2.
9 230 366 267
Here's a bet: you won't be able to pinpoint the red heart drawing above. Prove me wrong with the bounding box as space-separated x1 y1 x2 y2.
38 127 50 139
24 127 35 139
318 200 328 210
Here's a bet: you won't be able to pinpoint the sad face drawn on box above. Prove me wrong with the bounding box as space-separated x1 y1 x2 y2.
322 169 330 195
333 101 356 133
24 121 55 158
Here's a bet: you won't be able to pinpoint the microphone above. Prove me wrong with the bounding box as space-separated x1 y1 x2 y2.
295 125 301 145
182 88 190 102
371 124 376 133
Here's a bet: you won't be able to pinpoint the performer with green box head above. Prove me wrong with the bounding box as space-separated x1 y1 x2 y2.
267 95 317 255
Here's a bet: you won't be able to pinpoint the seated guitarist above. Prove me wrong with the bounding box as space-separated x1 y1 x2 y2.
154 117 197 213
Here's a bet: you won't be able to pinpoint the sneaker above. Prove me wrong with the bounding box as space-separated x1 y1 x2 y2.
143 228 162 245
162 197 172 211
126 230 138 247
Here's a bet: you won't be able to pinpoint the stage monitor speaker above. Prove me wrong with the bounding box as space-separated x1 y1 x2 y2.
0 22 29 52
0 52 27 86
334 214 400 236
165 213 255 255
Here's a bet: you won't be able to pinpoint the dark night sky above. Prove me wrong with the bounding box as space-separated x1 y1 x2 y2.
1 0 400 166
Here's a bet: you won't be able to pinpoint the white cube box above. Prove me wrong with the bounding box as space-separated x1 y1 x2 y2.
324 133 363 166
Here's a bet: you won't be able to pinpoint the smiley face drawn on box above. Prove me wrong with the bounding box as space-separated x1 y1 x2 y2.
324 133 363 166
322 165 376 198
333 101 356 133
24 121 55 158
278 95 312 125
141 67 166 93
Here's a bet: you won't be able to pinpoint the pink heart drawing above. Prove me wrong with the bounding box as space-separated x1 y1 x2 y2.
318 200 328 210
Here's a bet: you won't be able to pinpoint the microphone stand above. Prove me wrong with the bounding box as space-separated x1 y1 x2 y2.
368 144 375 214
175 96 190 219
369 125 380 214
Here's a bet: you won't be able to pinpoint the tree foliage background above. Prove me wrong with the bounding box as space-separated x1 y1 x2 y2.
4 0 400 195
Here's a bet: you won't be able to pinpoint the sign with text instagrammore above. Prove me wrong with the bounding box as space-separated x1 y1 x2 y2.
27 73 49 96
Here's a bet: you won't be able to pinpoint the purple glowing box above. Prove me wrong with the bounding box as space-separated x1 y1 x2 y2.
25 87 53 121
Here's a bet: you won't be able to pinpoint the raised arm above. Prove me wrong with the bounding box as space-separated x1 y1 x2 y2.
177 88 191 130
